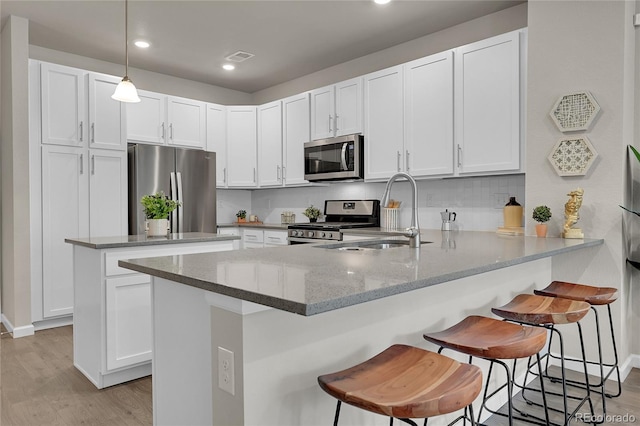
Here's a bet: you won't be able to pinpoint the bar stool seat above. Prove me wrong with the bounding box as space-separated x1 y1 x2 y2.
534 281 617 305
424 315 549 426
318 344 482 425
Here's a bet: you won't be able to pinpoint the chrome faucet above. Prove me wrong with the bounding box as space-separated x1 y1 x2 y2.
381 172 421 248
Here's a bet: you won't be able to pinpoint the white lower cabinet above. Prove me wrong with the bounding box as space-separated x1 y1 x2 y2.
72 240 234 388
240 228 288 249
217 227 241 250
105 275 152 370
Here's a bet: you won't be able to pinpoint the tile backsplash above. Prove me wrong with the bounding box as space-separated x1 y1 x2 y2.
217 174 525 231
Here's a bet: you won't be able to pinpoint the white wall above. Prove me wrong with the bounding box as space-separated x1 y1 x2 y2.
526 0 635 359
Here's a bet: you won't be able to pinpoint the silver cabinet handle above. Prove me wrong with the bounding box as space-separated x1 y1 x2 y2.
457 144 462 167
334 114 339 132
91 123 95 143
253 167 256 183
79 121 83 142
91 155 95 175
277 165 281 181
223 167 227 184
161 122 165 140
328 115 333 133
170 123 174 140
406 150 410 172
80 154 84 174
282 166 287 180
397 151 401 172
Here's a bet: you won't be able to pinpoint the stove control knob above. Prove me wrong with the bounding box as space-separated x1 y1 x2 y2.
308 231 315 238
327 232 333 239
320 232 326 238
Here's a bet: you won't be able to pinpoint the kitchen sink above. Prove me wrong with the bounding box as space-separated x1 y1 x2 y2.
315 239 431 251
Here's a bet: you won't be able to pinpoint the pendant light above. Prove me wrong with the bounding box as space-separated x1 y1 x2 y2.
112 0 141 102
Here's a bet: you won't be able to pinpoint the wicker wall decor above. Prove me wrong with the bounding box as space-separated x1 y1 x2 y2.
548 136 598 176
549 91 601 132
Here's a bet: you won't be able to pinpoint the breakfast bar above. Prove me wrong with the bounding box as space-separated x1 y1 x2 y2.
119 231 603 425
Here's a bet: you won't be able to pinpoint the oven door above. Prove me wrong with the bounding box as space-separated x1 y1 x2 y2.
288 237 316 245
304 134 363 181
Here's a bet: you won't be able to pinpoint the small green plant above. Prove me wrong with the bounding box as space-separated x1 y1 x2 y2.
532 205 552 223
236 209 247 219
140 191 180 219
302 205 321 220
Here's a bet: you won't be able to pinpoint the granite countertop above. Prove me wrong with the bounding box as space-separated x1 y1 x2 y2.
66 232 239 249
217 223 291 230
118 230 603 316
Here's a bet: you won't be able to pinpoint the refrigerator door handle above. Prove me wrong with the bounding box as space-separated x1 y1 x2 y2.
170 172 178 233
177 172 184 233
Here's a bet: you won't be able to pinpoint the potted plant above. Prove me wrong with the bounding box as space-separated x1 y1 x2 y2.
303 205 321 223
236 209 247 223
141 191 180 236
532 205 552 237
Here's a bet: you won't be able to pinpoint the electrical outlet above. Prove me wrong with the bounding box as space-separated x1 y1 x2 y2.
493 193 509 209
424 193 434 207
218 347 235 395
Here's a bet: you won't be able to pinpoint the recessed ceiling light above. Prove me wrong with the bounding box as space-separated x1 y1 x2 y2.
134 40 150 48
374 0 391 4
222 64 236 71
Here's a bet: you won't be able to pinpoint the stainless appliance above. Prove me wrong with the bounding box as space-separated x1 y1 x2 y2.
304 133 364 181
128 144 216 235
440 209 457 231
288 200 380 244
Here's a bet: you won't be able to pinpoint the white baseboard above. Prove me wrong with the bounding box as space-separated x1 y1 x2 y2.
33 315 73 331
1 314 35 338
547 351 636 382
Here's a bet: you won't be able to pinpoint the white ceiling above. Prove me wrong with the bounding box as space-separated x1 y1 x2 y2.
1 0 525 94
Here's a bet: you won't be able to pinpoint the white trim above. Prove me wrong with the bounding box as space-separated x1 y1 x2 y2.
33 315 73 331
2 314 35 338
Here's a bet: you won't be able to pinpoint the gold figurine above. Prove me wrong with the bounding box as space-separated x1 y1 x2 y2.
562 188 585 239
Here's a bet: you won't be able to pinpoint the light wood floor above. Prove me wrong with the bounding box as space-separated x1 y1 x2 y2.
1 325 640 425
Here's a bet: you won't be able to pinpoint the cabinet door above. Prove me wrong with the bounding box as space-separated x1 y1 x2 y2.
41 63 86 147
334 77 362 137
455 31 520 174
257 101 283 187
282 93 310 186
89 149 127 238
105 275 152 370
310 85 334 140
41 145 89 318
167 96 206 149
88 73 125 151
206 103 228 187
364 65 404 181
404 51 454 177
126 89 166 145
227 106 257 187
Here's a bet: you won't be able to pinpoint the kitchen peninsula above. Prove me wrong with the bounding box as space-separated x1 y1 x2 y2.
65 232 238 389
119 230 603 425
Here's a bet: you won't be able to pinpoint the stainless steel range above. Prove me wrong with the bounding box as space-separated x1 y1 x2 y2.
288 200 380 244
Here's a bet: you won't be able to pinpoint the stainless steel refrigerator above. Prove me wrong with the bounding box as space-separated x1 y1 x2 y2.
128 144 216 235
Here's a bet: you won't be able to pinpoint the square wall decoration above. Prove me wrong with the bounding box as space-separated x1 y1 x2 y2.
549 91 601 132
548 136 598 176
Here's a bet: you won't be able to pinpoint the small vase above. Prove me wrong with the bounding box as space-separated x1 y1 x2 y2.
238 217 246 223
309 218 317 223
147 219 169 237
535 223 548 238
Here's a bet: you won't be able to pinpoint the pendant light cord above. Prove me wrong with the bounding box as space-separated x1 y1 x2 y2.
125 0 129 77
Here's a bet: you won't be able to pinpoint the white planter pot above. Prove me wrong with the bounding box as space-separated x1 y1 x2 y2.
147 219 169 237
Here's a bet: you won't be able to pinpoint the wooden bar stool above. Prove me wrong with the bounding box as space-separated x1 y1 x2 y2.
534 281 621 418
423 316 549 426
492 293 595 426
317 344 483 426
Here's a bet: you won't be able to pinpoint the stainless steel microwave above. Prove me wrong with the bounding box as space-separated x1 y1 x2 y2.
304 134 364 181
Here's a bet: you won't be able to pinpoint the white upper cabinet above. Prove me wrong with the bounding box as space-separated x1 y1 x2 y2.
310 77 362 140
404 51 454 177
167 96 206 149
40 63 86 147
455 30 521 174
227 106 257 187
126 89 167 145
282 92 310 186
364 65 404 181
257 101 283 187
88 73 125 151
89 149 127 238
206 103 227 187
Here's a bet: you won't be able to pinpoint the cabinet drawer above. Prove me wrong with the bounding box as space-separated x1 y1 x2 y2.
264 231 288 246
242 229 264 243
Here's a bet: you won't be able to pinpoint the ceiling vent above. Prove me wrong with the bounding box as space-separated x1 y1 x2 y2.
225 51 255 63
